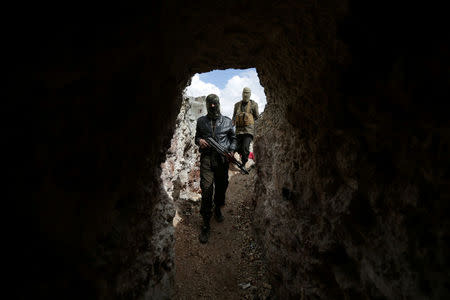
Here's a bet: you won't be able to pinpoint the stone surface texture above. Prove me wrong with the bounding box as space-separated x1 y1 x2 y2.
7 1 449 299
161 96 205 206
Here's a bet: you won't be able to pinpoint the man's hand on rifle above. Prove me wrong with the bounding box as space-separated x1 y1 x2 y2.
199 139 209 149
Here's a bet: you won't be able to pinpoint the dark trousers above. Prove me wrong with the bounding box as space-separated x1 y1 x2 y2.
237 134 253 164
199 152 229 221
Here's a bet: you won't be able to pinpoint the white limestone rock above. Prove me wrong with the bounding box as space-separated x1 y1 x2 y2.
161 96 206 204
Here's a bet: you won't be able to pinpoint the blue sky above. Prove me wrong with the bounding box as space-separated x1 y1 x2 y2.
184 68 267 118
198 69 247 89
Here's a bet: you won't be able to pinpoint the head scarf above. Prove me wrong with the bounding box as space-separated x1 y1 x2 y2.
242 87 251 103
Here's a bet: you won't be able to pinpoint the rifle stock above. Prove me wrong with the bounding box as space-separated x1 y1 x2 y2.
206 137 249 175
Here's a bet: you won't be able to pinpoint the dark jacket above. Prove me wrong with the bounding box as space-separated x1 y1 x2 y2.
195 115 237 154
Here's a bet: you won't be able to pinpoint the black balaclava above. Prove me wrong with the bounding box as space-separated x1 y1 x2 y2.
205 94 221 120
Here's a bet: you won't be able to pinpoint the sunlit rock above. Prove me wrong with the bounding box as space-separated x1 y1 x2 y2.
161 96 205 204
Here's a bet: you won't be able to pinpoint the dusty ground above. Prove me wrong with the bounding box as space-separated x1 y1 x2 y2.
173 166 273 299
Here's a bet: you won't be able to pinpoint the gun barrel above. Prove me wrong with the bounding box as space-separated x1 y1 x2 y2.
206 137 249 175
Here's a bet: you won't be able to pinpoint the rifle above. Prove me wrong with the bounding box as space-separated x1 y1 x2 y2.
206 137 249 175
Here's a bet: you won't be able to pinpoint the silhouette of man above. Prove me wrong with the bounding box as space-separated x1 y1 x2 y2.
195 94 237 243
232 87 259 167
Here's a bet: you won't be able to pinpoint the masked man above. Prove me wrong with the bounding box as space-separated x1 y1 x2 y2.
195 94 237 243
232 87 259 167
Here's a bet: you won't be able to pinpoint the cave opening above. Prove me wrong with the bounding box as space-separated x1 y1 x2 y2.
160 68 271 298
161 68 267 220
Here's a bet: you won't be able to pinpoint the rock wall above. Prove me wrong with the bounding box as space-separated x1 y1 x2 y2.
6 1 448 299
7 7 183 300
161 97 204 197
161 96 205 207
251 3 450 299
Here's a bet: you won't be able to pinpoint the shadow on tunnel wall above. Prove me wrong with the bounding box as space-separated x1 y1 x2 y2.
5 1 449 299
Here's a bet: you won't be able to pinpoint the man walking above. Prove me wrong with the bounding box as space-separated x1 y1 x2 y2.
232 87 259 167
195 94 237 243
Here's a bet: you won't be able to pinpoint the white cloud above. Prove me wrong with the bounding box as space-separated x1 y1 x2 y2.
183 70 266 119
183 74 221 98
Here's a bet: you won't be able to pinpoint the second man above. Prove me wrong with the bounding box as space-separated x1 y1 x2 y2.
232 87 259 167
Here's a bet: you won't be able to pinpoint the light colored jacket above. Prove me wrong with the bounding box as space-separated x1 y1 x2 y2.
232 100 259 136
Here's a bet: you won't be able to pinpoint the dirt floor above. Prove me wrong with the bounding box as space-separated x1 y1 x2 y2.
173 167 273 299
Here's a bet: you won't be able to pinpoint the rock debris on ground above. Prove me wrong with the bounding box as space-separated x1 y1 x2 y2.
173 168 273 300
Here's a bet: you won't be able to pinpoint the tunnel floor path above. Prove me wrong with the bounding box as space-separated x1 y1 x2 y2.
173 168 272 299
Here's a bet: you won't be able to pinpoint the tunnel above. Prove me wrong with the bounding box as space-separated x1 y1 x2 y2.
6 1 449 299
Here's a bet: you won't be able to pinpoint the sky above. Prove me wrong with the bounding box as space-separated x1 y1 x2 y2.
183 68 266 118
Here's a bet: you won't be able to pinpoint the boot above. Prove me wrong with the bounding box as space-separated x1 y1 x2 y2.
214 206 224 223
199 221 210 243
